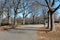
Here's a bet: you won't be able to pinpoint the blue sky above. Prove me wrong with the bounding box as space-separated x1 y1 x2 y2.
1 0 60 18
53 1 60 16
17 0 60 18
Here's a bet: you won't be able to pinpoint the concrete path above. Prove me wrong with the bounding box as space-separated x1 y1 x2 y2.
0 27 39 40
21 24 46 28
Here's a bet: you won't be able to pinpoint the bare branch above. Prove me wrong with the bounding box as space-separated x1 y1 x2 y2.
45 0 53 11
45 0 49 6
53 5 60 13
25 12 31 17
35 1 47 7
51 0 55 7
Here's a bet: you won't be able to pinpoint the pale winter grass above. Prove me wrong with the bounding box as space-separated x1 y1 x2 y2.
37 24 60 40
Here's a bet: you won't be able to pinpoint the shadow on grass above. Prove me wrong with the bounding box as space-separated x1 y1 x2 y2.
6 29 27 33
37 29 50 33
5 27 50 33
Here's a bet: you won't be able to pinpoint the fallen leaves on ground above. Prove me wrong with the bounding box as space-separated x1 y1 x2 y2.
0 27 5 31
37 25 60 40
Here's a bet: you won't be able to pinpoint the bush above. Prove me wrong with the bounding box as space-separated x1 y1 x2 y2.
1 23 11 26
39 20 44 24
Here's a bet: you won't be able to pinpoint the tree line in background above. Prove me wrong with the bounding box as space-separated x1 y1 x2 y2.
0 0 60 31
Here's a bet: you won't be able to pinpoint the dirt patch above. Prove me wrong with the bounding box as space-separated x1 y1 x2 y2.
15 25 21 28
0 27 5 31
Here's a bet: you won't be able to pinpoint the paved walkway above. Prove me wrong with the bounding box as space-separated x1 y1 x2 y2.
0 27 39 40
21 24 45 28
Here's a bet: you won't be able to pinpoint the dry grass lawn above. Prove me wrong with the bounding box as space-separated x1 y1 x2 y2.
0 27 5 31
37 24 60 40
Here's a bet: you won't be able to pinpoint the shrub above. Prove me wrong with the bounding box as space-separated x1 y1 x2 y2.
1 23 12 26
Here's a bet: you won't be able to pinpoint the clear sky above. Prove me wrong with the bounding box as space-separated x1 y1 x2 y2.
53 1 60 16
17 0 60 18
1 0 60 18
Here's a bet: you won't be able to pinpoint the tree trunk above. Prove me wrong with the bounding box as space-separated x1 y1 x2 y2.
47 12 56 31
14 16 17 27
44 19 46 27
50 13 55 31
52 14 56 31
50 13 53 31
0 16 2 26
23 18 25 25
44 15 46 27
47 12 51 29
7 7 11 24
33 16 34 24
7 14 11 24
0 13 3 26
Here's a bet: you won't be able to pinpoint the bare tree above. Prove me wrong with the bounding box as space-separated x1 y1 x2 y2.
0 0 4 26
0 10 2 26
34 0 60 31
0 8 2 26
20 0 32 25
13 0 21 26
30 1 40 24
42 7 47 27
45 0 60 31
6 0 12 24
